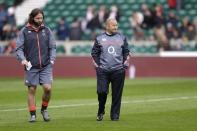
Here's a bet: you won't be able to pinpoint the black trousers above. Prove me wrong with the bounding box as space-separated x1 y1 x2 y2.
96 68 125 119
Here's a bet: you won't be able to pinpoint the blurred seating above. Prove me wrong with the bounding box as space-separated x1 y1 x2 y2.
43 0 197 38
1 0 197 55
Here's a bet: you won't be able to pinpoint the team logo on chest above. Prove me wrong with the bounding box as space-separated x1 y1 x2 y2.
42 30 46 36
108 45 117 56
102 38 107 42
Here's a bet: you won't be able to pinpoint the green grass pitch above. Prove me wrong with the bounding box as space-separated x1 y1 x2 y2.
0 78 197 131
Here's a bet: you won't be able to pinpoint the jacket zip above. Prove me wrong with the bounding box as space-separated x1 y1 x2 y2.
36 33 42 68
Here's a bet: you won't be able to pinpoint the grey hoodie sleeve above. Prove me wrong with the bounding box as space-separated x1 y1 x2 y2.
15 28 26 62
48 29 56 62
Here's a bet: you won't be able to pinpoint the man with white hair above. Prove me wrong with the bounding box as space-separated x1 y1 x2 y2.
91 18 130 121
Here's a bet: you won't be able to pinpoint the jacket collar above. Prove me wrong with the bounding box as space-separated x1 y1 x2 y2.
105 31 117 36
26 23 45 32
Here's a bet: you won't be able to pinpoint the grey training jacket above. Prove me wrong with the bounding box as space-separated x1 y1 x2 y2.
91 32 130 71
15 24 56 68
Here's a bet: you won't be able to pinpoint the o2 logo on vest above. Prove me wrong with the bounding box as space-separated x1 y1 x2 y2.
108 46 117 56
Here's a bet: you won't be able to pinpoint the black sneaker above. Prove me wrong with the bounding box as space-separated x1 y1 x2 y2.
111 114 119 121
29 115 36 122
41 110 50 122
111 118 119 121
97 113 104 121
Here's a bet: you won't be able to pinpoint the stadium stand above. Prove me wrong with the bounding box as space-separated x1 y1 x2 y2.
0 0 15 6
0 0 197 55
41 0 196 53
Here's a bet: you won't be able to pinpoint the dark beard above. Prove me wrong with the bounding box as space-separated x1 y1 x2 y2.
33 20 42 27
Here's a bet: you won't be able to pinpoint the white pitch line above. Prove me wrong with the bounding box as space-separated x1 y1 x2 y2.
0 96 197 112
123 96 197 104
